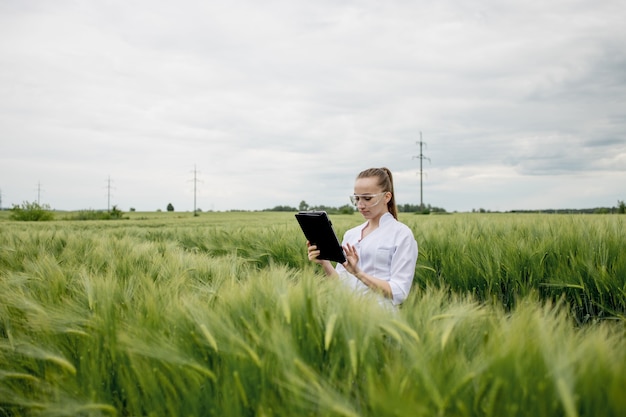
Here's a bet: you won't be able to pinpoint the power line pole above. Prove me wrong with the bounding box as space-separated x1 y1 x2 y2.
190 165 202 216
193 165 198 216
106 176 113 211
412 132 430 211
36 181 42 205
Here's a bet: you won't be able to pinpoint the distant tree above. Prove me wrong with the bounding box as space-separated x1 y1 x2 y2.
66 209 123 221
167 203 174 212
299 200 309 211
618 200 625 214
398 203 445 214
109 205 123 219
129 207 136 212
10 201 54 221
338 204 355 214
264 205 297 212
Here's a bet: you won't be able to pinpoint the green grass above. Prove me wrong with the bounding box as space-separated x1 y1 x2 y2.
0 212 625 416
409 213 626 321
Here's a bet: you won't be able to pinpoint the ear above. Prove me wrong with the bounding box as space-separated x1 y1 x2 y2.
384 192 392 203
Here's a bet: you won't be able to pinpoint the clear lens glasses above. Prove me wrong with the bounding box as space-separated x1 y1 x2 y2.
349 192 386 207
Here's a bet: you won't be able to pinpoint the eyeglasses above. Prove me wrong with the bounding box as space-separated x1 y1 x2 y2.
349 192 387 207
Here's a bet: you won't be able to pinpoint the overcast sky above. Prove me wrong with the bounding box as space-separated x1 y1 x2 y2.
1 0 624 212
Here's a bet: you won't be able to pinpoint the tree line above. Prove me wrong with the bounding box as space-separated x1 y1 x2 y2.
263 201 447 214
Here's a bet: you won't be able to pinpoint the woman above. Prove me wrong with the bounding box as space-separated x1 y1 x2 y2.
308 167 418 306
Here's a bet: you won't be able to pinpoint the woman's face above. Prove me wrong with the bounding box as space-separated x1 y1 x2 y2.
353 176 391 220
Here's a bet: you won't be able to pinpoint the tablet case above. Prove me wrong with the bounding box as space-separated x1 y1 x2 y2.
295 211 346 263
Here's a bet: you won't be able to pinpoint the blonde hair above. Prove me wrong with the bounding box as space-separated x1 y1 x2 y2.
356 167 398 219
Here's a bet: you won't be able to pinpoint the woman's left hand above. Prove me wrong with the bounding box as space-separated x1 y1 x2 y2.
342 243 361 276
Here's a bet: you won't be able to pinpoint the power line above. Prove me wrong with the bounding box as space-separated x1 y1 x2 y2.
412 131 430 210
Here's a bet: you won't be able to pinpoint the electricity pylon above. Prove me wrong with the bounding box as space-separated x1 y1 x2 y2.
36 182 43 205
105 176 114 211
412 132 430 211
190 165 202 216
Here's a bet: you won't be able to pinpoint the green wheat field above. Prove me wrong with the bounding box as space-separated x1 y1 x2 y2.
0 211 624 416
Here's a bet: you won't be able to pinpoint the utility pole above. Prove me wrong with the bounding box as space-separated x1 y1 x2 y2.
193 165 198 216
36 181 42 205
190 165 201 216
412 132 430 211
106 176 113 211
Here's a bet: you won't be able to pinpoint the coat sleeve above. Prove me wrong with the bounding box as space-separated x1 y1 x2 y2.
388 230 418 305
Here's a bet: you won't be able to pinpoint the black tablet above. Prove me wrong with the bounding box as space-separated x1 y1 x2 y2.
295 211 346 263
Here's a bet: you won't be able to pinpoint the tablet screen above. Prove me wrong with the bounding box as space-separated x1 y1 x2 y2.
295 211 346 263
